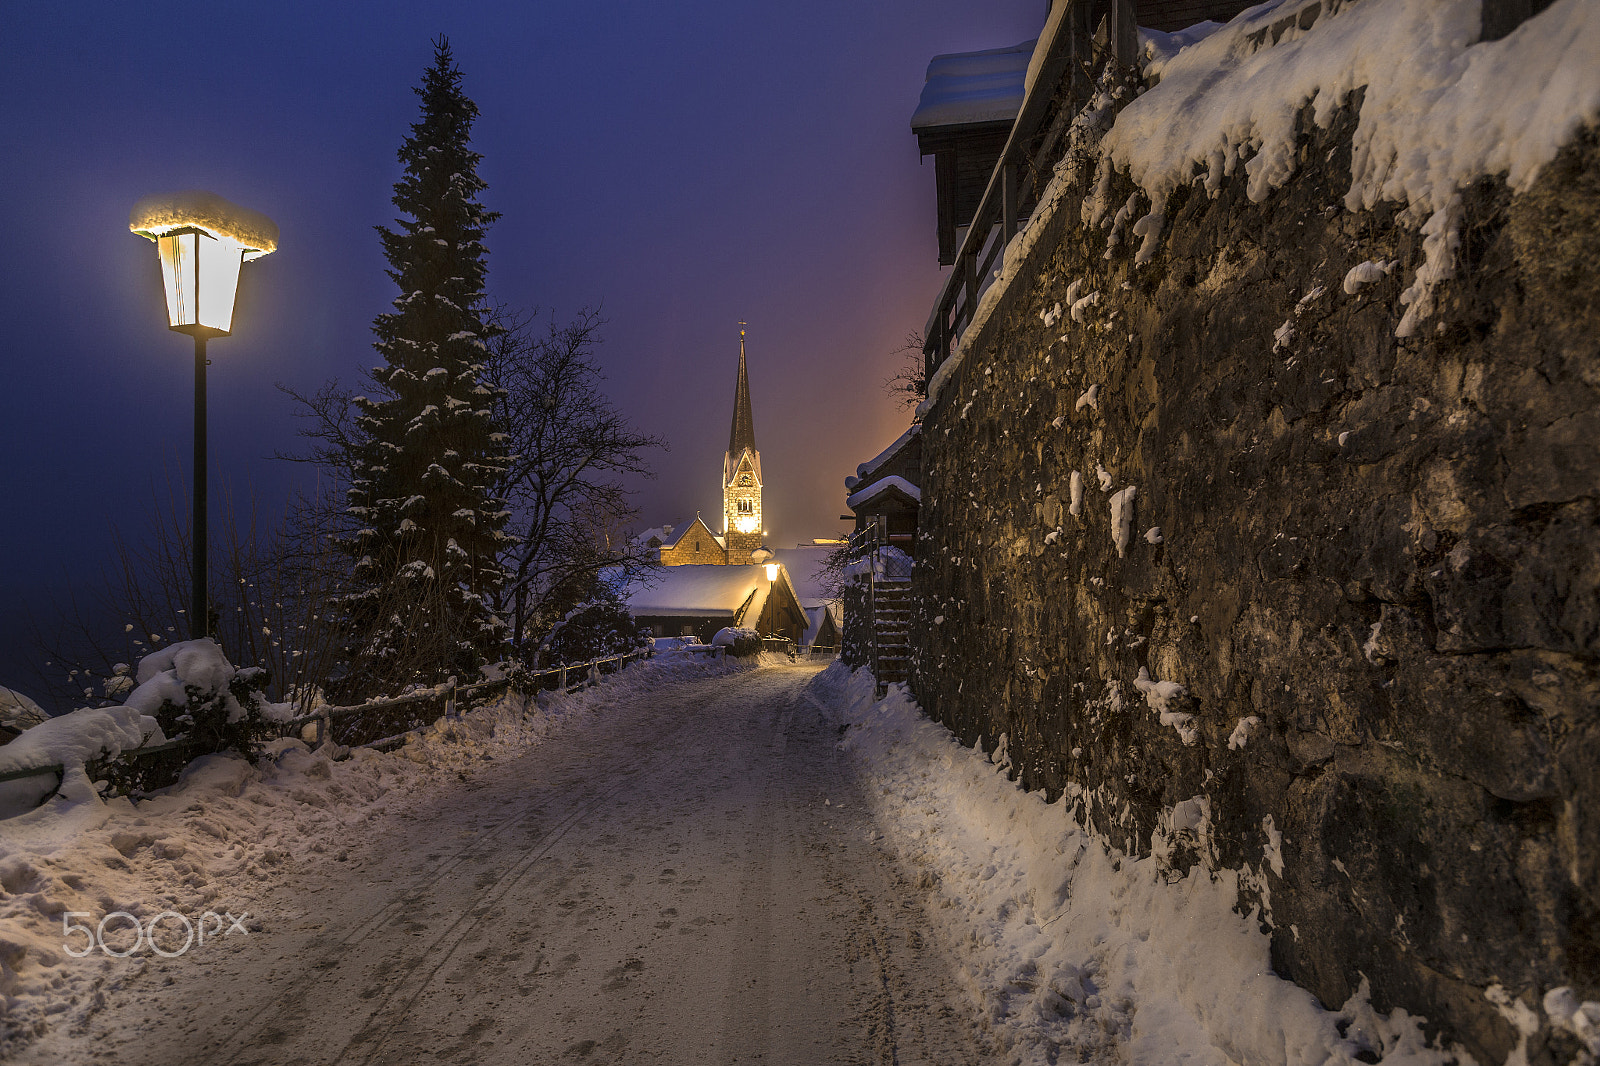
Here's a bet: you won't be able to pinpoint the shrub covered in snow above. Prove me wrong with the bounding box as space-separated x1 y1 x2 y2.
0 640 293 819
541 600 651 667
122 639 293 760
712 627 762 657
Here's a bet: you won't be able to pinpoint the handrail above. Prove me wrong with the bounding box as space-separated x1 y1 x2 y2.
922 0 1135 385
0 762 65 785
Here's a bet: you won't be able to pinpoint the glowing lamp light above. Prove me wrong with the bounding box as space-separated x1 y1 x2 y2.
130 191 278 336
764 563 779 581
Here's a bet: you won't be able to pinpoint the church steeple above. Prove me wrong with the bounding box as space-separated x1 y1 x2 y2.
729 323 756 457
722 322 763 562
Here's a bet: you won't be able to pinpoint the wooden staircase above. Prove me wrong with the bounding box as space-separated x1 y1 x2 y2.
872 581 913 688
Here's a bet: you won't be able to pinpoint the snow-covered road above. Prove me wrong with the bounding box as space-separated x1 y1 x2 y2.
19 662 981 1065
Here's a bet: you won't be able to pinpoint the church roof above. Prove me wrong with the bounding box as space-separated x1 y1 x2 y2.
632 520 689 549
728 327 756 459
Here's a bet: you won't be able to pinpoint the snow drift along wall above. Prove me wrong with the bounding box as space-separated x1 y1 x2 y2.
908 2 1599 1062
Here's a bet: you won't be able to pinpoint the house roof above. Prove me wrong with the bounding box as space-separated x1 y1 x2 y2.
910 40 1034 131
625 565 761 617
847 475 922 511
852 423 922 485
623 563 803 627
801 603 840 647
771 546 837 607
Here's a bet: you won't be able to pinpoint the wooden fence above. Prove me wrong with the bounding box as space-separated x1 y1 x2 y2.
0 647 653 803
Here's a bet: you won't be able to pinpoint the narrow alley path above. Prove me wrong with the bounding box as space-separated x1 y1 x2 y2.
25 663 984 1065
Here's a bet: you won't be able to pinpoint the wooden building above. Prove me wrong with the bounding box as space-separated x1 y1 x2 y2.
844 424 922 559
623 563 807 645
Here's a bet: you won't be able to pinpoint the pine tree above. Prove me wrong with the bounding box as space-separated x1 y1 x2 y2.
336 37 512 698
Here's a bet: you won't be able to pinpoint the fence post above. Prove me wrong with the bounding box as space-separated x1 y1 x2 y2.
1111 0 1138 70
559 665 568 690
317 709 330 748
1002 161 1018 245
445 676 458 720
588 662 600 687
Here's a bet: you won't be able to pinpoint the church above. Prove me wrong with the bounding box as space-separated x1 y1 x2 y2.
634 324 767 567
625 327 810 644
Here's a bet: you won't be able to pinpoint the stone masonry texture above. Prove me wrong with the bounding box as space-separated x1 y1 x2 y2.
910 103 1599 1065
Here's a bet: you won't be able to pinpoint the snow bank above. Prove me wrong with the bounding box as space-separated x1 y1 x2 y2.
0 688 47 732
810 663 1462 1066
0 648 752 1054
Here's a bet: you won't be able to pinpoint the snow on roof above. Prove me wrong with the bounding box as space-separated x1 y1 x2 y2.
624 565 765 618
802 603 839 647
1102 0 1600 334
911 41 1035 130
847 475 922 511
854 423 922 483
771 546 837 606
129 190 279 257
632 520 688 549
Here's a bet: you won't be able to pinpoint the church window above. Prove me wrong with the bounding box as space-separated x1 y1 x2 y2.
737 498 754 515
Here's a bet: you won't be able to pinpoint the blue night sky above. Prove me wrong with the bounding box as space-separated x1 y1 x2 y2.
1 0 1044 696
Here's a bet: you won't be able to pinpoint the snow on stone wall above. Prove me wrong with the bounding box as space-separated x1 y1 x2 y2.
907 4 1600 1058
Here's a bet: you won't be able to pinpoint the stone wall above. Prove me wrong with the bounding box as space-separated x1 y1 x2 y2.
658 518 730 566
909 101 1599 1064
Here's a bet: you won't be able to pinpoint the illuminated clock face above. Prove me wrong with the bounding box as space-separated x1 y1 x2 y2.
739 474 753 486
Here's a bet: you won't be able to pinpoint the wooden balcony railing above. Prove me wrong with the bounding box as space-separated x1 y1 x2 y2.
922 0 1138 386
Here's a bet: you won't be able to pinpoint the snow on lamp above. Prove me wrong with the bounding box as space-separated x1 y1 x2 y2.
130 191 278 335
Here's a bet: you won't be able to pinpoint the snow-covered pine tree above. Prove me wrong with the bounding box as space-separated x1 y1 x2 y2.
337 37 512 698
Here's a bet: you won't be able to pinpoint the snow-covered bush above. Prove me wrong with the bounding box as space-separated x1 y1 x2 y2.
0 640 297 818
120 639 292 762
0 704 163 818
712 627 762 657
541 600 650 666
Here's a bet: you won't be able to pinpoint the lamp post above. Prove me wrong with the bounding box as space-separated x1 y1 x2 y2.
130 191 278 640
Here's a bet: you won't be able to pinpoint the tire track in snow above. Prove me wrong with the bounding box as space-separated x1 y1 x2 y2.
206 669 771 1066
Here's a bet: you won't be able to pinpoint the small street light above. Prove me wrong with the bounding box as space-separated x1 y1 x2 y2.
130 191 278 640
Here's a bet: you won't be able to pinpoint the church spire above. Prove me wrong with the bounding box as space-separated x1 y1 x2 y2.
728 322 756 458
722 322 763 560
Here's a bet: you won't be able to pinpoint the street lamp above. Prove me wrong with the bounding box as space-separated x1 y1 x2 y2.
130 191 278 640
